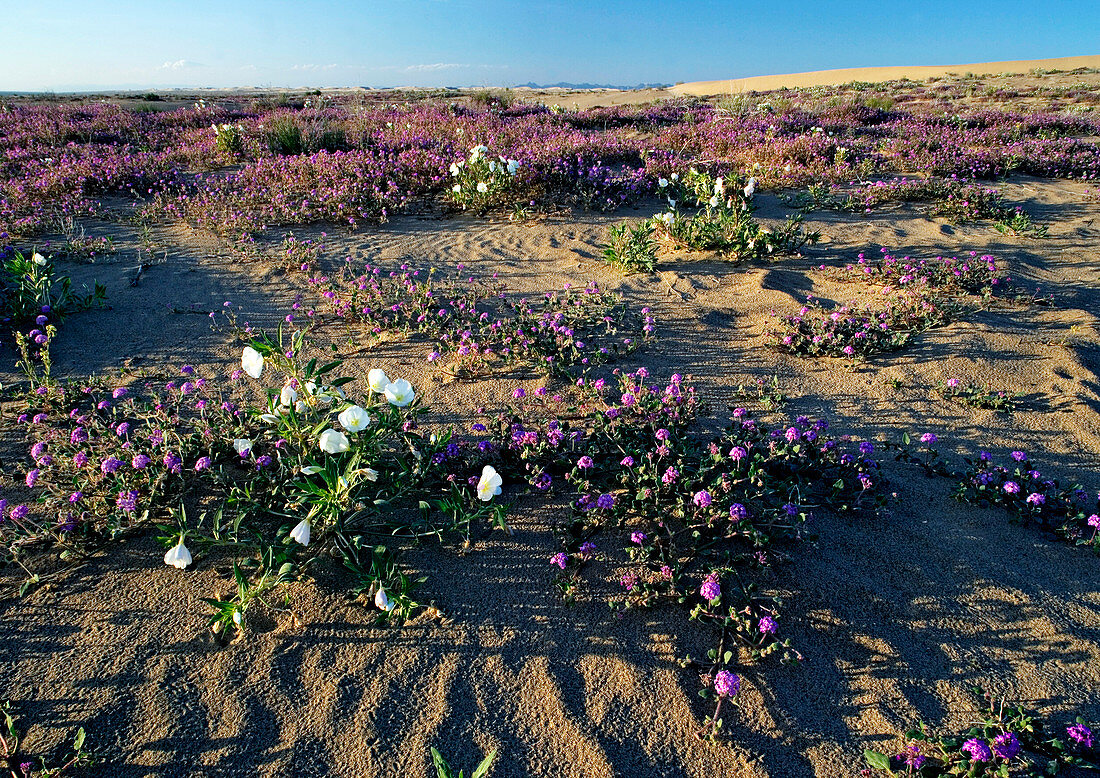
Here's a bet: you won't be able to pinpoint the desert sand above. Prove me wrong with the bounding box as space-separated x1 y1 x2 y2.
670 54 1100 97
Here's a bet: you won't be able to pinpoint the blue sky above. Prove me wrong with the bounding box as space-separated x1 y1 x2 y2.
3 0 1098 91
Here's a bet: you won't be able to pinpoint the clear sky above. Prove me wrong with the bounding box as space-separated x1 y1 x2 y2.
2 0 1097 91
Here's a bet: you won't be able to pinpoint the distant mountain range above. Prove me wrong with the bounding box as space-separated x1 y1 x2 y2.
514 81 671 90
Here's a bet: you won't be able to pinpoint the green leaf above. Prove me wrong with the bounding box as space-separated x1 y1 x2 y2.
471 748 497 778
863 750 892 771
430 747 454 778
73 727 86 751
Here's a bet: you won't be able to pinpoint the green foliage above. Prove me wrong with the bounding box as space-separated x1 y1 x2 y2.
602 221 658 273
935 380 1020 412
263 114 346 155
213 123 245 156
1 250 106 324
447 146 521 214
431 746 497 778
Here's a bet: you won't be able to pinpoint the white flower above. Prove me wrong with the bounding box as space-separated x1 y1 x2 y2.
476 182 488 193
715 177 724 194
506 159 519 175
32 252 47 266
668 198 677 209
744 177 756 198
260 413 280 424
363 467 379 481
453 184 461 193
708 195 720 208
658 177 668 188
319 429 350 454
280 384 298 407
164 538 192 569
488 160 497 172
294 400 309 414
671 172 679 180
301 465 323 475
241 346 264 379
338 405 371 433
375 587 395 612
367 368 390 393
232 438 253 456
290 519 310 546
232 610 242 626
449 162 460 176
383 379 415 407
477 465 503 502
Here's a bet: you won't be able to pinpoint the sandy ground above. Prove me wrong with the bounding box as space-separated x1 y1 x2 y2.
1 172 1099 777
670 55 1100 97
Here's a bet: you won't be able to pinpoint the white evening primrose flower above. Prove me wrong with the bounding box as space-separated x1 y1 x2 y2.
708 195 720 208
362 467 379 481
280 384 298 407
260 413 280 424
488 160 497 172
367 368 390 393
164 537 192 569
476 182 488 193
375 587 395 612
744 177 756 198
318 429 350 454
241 346 264 379
338 405 371 433
668 198 677 210
714 177 724 194
477 465 503 502
449 162 460 176
290 519 311 546
232 438 253 456
452 184 461 193
32 252 48 266
506 159 519 175
383 379 415 407
658 177 668 188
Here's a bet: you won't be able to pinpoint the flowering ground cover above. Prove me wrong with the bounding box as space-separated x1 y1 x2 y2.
1 71 1099 778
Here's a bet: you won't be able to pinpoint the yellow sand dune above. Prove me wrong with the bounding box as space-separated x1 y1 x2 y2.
670 54 1100 95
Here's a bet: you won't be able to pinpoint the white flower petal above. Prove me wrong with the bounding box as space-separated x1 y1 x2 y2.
241 346 264 379
290 519 311 546
318 429 350 454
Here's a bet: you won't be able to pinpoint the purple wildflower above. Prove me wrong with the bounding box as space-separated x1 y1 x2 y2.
991 732 1020 760
961 739 992 763
713 670 740 698
700 579 721 601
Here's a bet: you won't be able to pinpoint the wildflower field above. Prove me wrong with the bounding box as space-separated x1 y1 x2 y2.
1 69 1100 777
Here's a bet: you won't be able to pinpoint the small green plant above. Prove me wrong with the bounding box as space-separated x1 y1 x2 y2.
1 701 96 777
602 221 658 273
995 207 1048 237
200 544 299 643
653 169 818 258
447 146 521 214
935 379 1020 412
1 250 105 325
430 746 497 778
213 123 245 156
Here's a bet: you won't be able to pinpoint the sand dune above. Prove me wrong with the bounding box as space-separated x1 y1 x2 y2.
670 54 1100 96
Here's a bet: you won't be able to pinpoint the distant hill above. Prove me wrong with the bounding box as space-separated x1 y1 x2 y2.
515 81 671 91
